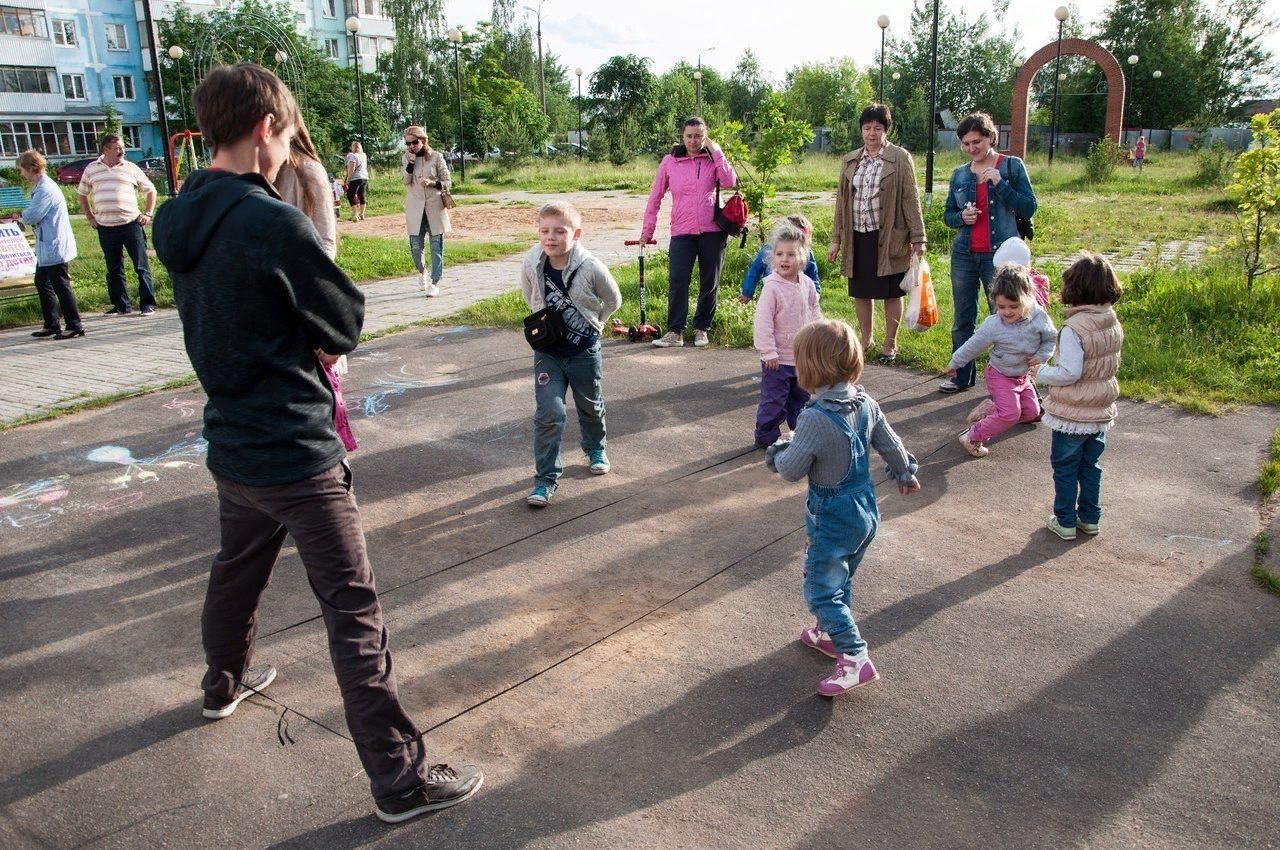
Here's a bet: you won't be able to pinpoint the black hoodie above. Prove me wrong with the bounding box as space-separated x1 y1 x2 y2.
153 169 364 486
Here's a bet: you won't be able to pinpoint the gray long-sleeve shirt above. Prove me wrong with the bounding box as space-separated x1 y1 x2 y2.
948 306 1057 377
766 384 918 487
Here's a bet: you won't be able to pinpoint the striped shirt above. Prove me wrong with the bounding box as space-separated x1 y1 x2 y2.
77 157 155 226
851 152 883 233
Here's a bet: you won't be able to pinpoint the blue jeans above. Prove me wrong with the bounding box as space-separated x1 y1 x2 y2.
98 221 156 311
802 404 877 658
1050 429 1107 527
949 248 996 389
533 343 606 488
409 212 444 282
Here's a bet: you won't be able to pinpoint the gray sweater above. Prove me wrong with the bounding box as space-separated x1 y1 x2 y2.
766 384 918 487
947 307 1057 377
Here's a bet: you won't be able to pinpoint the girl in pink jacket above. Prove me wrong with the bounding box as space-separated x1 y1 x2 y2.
642 117 737 348
753 222 823 446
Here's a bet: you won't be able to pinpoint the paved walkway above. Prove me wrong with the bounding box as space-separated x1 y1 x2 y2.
0 225 639 426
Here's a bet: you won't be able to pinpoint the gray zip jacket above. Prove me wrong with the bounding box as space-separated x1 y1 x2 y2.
520 243 622 331
947 306 1057 378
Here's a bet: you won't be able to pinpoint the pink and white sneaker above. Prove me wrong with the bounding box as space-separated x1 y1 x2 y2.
817 653 879 697
799 625 837 658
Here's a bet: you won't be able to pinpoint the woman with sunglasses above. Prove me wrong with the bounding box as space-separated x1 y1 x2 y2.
401 126 452 296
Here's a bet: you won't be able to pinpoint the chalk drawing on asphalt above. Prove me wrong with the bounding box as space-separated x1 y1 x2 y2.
343 365 458 417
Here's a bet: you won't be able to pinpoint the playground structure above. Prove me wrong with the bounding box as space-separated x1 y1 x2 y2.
167 130 208 192
1008 38 1126 160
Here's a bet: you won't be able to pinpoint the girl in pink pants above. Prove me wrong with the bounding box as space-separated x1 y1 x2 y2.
945 265 1058 457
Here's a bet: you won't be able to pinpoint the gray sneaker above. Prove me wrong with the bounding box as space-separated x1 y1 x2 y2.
693 329 710 347
652 330 684 348
375 763 485 824
202 664 277 719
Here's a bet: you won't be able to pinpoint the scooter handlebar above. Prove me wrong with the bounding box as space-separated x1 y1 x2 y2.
624 239 659 246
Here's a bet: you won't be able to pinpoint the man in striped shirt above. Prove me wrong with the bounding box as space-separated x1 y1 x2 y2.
77 135 158 315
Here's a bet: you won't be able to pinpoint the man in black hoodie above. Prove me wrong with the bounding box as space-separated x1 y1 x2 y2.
153 63 481 824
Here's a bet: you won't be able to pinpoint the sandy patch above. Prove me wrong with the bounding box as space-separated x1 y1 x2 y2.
339 202 641 242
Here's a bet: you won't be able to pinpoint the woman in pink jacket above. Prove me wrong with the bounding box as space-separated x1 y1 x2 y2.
641 117 737 348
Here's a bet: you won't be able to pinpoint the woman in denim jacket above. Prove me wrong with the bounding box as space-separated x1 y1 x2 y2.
940 112 1037 393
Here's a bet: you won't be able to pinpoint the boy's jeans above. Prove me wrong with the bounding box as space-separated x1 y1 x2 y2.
409 212 444 282
1050 429 1107 527
949 248 996 389
533 342 605 487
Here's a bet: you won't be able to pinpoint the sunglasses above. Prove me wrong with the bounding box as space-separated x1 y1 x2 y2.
406 139 422 147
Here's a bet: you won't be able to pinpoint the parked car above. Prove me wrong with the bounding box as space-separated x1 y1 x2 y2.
446 148 481 168
55 158 97 185
137 157 169 181
554 142 588 157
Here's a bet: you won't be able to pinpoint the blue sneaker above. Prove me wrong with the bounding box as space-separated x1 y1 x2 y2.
526 485 553 507
587 449 610 475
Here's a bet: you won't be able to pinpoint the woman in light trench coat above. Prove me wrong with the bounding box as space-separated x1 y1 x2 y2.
401 124 452 296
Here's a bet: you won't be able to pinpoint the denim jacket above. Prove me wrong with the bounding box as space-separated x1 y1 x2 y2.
944 155 1037 255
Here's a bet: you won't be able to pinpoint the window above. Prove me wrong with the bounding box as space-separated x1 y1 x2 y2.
0 6 49 38
121 126 140 149
325 38 339 59
0 120 104 158
68 120 104 154
361 0 382 17
104 21 127 51
52 18 75 46
62 73 86 100
113 75 134 100
323 0 336 17
0 65 55 94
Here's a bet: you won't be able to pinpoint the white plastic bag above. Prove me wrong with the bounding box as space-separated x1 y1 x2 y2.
903 256 937 331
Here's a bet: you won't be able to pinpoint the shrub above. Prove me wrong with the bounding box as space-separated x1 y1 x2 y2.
1192 139 1236 188
1084 137 1126 183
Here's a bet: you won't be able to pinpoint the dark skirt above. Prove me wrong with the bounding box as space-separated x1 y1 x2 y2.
847 229 906 300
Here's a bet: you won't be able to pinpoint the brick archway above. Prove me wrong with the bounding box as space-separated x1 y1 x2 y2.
1008 38 1125 159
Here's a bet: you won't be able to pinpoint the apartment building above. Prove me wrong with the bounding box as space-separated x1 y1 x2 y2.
0 0 394 166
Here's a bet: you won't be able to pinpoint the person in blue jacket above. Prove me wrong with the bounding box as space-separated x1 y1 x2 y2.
738 213 821 302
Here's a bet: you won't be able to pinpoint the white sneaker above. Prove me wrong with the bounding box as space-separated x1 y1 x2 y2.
426 283 440 297
652 331 683 348
417 271 427 291
693 329 709 347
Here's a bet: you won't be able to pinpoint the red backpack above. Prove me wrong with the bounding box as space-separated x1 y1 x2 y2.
715 179 749 247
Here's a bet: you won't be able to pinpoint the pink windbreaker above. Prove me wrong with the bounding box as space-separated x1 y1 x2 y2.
753 272 822 366
641 147 737 241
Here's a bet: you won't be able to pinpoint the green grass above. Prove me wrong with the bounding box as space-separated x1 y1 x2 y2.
1260 429 1280 500
0 217 525 328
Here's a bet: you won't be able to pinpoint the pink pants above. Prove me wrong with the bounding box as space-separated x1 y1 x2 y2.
968 364 1040 443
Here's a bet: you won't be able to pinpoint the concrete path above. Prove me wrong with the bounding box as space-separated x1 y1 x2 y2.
1 327 1276 847
0 210 644 427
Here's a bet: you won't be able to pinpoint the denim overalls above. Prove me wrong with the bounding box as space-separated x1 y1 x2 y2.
803 402 879 659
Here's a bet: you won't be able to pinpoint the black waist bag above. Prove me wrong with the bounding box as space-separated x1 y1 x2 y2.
523 266 581 351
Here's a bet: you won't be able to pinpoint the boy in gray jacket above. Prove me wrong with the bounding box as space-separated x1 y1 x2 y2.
521 202 623 506
945 264 1057 457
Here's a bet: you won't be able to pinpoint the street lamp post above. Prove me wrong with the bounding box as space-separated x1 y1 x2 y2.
1123 53 1139 141
167 45 185 131
1048 5 1068 166
696 46 714 116
141 0 175 195
877 14 890 102
523 1 547 114
924 0 940 203
575 66 583 160
449 27 465 182
345 16 365 148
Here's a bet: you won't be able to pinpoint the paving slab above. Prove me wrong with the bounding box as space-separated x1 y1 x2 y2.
0 327 1277 848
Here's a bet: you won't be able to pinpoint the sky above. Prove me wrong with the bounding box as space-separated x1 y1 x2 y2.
443 0 1280 92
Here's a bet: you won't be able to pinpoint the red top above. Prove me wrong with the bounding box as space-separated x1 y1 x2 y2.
970 177 992 253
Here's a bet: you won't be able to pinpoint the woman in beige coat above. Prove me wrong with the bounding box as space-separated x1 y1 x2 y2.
828 104 926 364
402 125 452 296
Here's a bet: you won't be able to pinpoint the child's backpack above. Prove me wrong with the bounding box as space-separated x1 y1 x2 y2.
1030 269 1051 308
715 179 749 248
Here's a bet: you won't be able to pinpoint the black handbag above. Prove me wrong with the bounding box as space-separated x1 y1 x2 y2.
523 267 580 351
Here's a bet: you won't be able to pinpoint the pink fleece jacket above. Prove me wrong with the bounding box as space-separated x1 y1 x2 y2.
641 146 737 241
753 272 822 365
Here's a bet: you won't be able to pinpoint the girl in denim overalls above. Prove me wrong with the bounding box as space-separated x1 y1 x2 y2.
767 319 921 696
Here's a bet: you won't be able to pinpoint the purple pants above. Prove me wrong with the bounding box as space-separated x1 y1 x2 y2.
968 364 1041 443
755 362 809 446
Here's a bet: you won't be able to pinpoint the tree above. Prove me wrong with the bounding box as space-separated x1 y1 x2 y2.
725 50 773 128
1196 0 1277 122
379 0 445 124
590 55 656 163
884 1 1021 123
719 91 814 236
783 59 874 151
1088 0 1205 129
1227 109 1280 289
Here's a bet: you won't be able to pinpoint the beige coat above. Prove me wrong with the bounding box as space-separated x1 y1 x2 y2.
275 158 337 259
1044 305 1124 424
402 149 452 237
831 142 926 279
